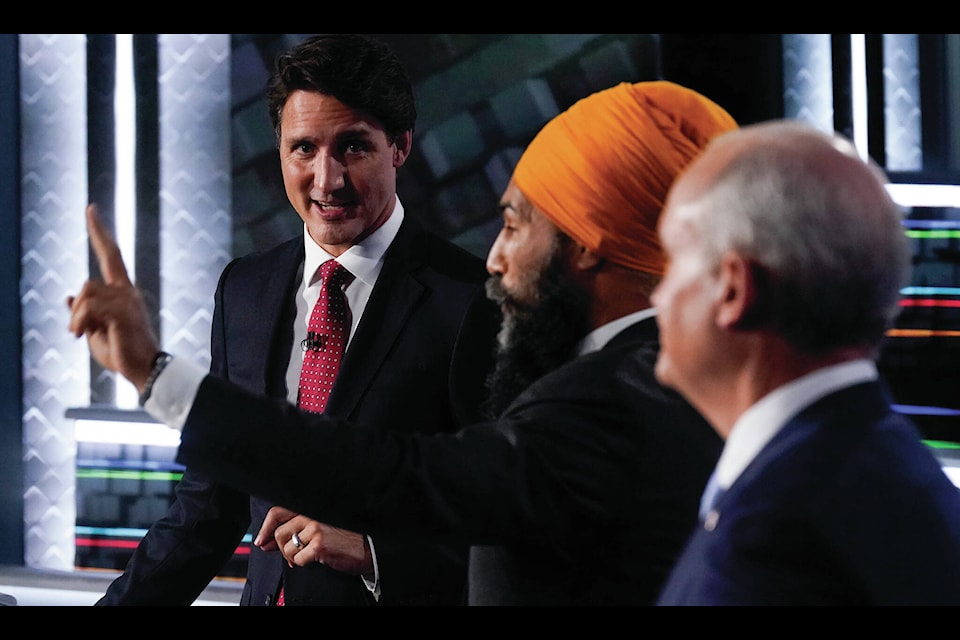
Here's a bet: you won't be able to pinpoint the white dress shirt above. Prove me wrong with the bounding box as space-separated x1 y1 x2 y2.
711 359 879 493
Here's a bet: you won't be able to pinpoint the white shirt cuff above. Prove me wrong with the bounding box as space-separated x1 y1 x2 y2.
143 355 206 432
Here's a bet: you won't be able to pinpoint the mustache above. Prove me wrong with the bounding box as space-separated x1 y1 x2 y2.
485 276 536 317
485 276 509 305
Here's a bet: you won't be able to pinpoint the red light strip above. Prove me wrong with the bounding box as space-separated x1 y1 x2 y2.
899 299 960 308
76 537 251 555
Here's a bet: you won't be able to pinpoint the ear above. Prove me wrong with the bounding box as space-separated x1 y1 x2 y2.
715 252 766 330
393 130 413 168
571 242 603 272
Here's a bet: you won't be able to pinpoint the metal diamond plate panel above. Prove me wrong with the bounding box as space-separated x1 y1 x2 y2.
18 34 232 573
158 34 231 370
883 34 922 172
782 34 834 133
19 33 89 571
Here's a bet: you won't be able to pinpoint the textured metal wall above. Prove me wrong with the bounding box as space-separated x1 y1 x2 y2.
782 33 834 133
782 33 923 172
157 34 231 371
883 34 922 172
19 34 89 571
18 34 230 571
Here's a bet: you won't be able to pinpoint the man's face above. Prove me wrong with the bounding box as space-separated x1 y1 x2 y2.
650 184 720 403
485 181 563 328
482 181 590 417
278 90 411 256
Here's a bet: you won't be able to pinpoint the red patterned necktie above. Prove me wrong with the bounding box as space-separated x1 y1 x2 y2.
277 259 353 606
297 259 354 413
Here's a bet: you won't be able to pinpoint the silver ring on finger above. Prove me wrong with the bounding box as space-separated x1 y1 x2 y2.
291 532 303 549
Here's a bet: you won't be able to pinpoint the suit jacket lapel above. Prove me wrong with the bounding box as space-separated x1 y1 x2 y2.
324 219 426 417
248 238 303 398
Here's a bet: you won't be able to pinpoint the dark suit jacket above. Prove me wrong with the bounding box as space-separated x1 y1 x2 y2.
657 380 960 605
176 317 723 605
98 217 498 606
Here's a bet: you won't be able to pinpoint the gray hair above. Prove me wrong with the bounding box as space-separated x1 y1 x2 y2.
692 121 911 354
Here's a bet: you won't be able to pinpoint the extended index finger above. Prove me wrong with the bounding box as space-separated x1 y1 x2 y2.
86 204 132 286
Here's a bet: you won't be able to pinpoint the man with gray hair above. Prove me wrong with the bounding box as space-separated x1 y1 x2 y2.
653 120 960 605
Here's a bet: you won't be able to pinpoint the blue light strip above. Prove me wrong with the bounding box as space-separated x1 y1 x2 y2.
893 404 960 417
901 287 960 297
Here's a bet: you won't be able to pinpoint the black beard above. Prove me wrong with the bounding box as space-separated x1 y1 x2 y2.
482 251 591 419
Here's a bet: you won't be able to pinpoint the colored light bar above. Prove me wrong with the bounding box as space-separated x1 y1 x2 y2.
902 287 960 296
75 526 252 553
886 183 960 208
900 407 960 417
899 299 960 308
74 418 181 447
905 229 960 239
887 328 960 338
76 469 183 482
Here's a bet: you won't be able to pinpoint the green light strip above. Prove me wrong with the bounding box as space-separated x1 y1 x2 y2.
905 230 960 239
924 440 960 451
76 469 183 482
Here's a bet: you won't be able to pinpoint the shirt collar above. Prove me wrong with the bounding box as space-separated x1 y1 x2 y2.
303 198 404 288
715 358 878 488
576 307 657 356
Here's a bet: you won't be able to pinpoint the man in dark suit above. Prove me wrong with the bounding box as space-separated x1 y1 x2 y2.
652 120 960 605
95 34 497 606
70 81 734 605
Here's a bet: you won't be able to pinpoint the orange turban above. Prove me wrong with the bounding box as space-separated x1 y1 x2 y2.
512 81 737 274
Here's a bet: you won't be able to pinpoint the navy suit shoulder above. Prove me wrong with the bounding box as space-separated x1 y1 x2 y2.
657 380 960 605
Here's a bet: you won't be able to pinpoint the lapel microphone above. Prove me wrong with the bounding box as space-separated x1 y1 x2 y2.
301 331 328 352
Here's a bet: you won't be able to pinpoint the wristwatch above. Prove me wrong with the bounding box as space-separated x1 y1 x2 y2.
139 351 173 406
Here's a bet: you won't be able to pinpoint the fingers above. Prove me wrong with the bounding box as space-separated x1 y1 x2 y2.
281 526 320 568
274 516 317 567
67 280 106 338
283 532 308 567
255 506 297 547
276 521 372 574
86 203 132 287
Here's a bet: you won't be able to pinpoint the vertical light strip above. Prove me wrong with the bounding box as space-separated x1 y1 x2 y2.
850 34 869 159
114 34 139 408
